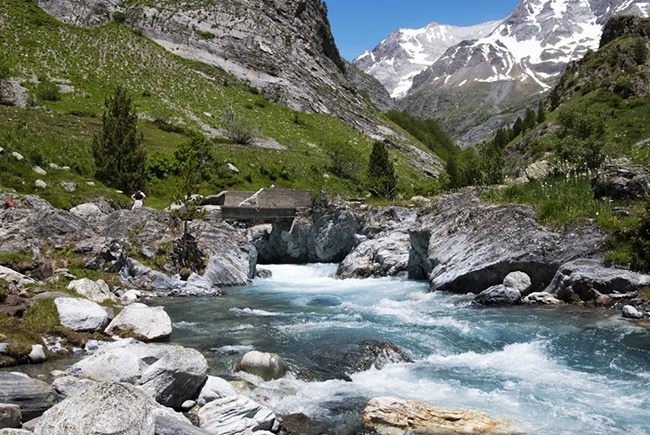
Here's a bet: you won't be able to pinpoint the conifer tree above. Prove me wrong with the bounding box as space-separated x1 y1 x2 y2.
523 108 536 131
512 117 524 137
537 99 546 123
93 86 146 193
367 140 397 198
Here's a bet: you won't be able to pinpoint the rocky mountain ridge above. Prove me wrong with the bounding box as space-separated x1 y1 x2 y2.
354 20 501 98
357 0 650 146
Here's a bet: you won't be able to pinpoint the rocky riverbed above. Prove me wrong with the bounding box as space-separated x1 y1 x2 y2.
1 185 649 433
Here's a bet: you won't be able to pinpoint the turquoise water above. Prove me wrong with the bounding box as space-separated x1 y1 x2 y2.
156 264 650 434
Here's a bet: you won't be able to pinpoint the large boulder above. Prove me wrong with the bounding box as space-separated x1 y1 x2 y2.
67 278 116 303
409 194 604 293
314 340 413 381
197 395 276 435
104 303 172 341
591 158 650 200
524 160 562 181
337 231 410 278
196 376 238 406
34 382 155 435
66 339 208 408
0 266 37 289
69 203 106 221
502 271 532 294
363 397 517 435
545 259 650 303
473 285 522 306
199 223 257 287
54 298 110 332
236 351 288 381
0 372 57 421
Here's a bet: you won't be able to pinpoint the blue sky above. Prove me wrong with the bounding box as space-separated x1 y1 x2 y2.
326 0 521 61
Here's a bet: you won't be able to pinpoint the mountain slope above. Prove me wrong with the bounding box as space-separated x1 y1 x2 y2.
506 14 650 174
354 20 501 99
399 0 650 146
0 0 444 206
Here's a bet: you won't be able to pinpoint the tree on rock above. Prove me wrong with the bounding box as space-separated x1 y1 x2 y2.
367 140 397 198
93 86 146 193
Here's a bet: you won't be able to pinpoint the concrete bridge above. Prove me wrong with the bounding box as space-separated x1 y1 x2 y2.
202 189 311 221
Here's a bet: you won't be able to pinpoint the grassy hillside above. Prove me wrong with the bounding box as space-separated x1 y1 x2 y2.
0 0 440 208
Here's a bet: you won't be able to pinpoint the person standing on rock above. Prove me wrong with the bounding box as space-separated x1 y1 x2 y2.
131 189 146 210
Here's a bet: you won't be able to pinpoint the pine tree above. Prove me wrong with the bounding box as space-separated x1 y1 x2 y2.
512 117 524 137
523 108 536 131
367 140 397 198
537 99 546 123
92 86 146 193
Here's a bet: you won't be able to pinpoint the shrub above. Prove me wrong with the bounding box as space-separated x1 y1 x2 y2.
112 11 126 23
220 104 257 145
324 140 360 179
35 80 60 101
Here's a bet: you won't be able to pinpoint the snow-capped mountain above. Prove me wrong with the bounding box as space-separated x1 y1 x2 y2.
398 0 650 145
354 21 501 98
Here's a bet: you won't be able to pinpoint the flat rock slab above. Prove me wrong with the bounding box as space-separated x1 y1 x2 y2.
363 396 518 435
198 395 275 435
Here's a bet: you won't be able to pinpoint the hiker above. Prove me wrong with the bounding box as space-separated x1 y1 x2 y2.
131 190 146 210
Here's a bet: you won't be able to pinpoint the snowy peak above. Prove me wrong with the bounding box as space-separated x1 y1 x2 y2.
353 20 501 98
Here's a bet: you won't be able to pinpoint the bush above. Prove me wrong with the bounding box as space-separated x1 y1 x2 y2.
220 104 257 145
324 140 360 179
112 11 126 23
35 80 60 101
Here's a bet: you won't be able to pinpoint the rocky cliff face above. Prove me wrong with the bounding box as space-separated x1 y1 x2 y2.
354 20 501 98
392 0 650 145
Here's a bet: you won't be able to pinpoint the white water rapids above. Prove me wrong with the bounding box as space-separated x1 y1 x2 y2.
158 264 650 434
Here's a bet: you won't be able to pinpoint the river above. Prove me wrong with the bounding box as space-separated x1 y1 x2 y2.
155 264 650 434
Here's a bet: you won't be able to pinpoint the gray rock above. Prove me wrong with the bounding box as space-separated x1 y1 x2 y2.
0 403 22 429
622 305 643 319
522 292 562 305
0 429 33 434
546 259 650 303
120 290 141 305
409 194 604 293
525 160 562 181
0 266 36 289
54 298 109 332
198 395 276 435
51 377 96 400
197 376 238 406
0 372 57 421
69 203 104 220
11 152 23 161
155 415 213 435
67 278 116 303
338 231 410 278
33 180 47 189
314 340 413 381
236 351 288 381
503 271 532 294
473 285 522 306
180 400 195 411
592 158 650 200
66 339 208 408
30 292 73 301
34 382 155 435
104 303 172 341
252 208 360 264
59 181 77 192
226 163 240 174
32 167 46 176
28 345 46 364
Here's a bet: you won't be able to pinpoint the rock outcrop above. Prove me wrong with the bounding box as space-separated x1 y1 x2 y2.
409 194 604 293
363 396 517 435
591 158 650 200
546 259 650 303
